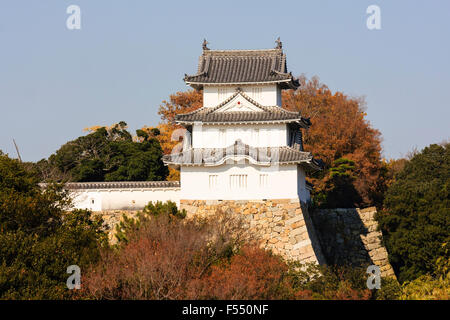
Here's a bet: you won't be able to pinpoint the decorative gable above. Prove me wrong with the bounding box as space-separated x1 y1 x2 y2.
215 93 265 113
175 89 311 126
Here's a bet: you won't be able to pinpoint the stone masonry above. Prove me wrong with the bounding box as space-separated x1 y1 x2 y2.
91 210 139 244
180 199 326 265
92 204 395 278
311 207 395 277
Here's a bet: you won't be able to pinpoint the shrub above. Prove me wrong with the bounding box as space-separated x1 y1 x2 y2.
188 246 291 300
399 274 450 300
81 209 244 300
114 201 186 244
374 277 402 300
288 263 372 300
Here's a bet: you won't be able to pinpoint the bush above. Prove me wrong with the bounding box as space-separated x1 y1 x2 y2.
114 201 186 244
81 203 376 300
189 246 291 300
374 277 402 300
81 209 245 299
288 263 372 300
399 274 450 300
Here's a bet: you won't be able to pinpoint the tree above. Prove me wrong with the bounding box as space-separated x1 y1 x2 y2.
283 76 386 207
138 90 203 182
377 143 450 283
154 90 203 155
36 122 169 182
314 158 362 208
0 152 106 299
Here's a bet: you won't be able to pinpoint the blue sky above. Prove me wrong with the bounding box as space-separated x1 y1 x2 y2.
0 0 449 161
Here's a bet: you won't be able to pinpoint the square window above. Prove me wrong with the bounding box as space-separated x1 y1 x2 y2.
259 174 268 187
229 174 247 189
209 175 218 189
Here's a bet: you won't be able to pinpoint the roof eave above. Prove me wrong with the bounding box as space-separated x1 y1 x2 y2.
175 118 304 126
175 117 310 127
184 78 295 88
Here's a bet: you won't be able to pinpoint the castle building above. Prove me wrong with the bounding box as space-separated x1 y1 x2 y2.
163 40 323 203
64 40 397 273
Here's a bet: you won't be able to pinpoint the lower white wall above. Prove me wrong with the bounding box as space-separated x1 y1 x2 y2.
68 163 310 211
180 163 310 201
70 188 180 211
297 168 311 203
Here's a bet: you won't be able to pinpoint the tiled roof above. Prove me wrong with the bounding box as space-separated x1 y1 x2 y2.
184 48 300 89
162 140 323 170
175 89 311 126
39 181 180 190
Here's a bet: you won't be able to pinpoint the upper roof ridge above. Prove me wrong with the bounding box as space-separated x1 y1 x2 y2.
203 48 283 54
185 41 299 89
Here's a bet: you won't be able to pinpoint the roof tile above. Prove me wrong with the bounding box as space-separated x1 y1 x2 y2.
184 49 299 89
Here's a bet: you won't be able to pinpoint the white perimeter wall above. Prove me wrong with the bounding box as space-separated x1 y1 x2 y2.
69 165 310 211
70 188 180 211
180 163 309 201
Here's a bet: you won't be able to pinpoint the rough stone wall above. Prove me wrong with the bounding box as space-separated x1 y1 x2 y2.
91 210 139 244
91 205 395 278
180 199 326 265
310 207 395 277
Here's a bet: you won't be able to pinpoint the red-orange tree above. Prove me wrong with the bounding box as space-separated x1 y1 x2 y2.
283 76 386 207
154 76 386 207
142 90 202 181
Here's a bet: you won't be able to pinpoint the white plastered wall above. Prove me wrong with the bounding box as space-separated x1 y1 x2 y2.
192 123 288 148
180 162 308 201
203 84 279 108
70 188 180 211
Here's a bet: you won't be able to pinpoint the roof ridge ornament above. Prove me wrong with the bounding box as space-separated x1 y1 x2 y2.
275 37 282 49
202 39 210 50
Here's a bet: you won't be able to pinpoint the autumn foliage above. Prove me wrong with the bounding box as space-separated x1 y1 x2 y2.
190 246 291 299
80 205 374 300
152 89 203 155
141 90 203 181
283 76 386 207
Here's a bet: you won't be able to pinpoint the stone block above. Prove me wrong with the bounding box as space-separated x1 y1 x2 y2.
293 239 311 250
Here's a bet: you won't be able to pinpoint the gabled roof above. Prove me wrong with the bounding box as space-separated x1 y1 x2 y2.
162 139 323 170
184 48 300 89
175 89 311 126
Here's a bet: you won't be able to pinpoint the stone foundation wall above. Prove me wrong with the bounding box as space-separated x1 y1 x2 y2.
180 199 326 265
91 210 139 244
310 207 395 277
91 204 395 278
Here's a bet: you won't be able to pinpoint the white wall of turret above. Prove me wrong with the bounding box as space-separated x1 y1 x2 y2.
180 162 310 201
203 84 281 107
190 123 288 149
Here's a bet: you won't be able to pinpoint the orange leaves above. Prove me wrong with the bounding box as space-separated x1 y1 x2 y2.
139 90 203 157
158 90 203 123
194 246 289 300
282 76 385 206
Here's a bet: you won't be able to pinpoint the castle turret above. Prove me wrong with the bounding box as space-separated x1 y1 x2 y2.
164 40 323 202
